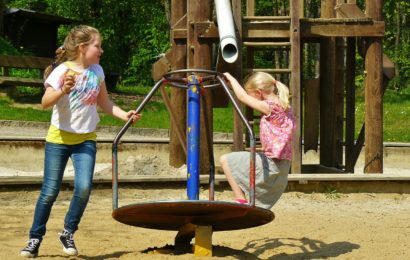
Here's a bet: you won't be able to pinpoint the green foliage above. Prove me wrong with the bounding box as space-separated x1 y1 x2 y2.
4 0 410 91
383 0 410 90
5 0 169 87
0 37 20 55
324 186 341 199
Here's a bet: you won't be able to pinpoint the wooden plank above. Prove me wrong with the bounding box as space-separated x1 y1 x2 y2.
174 20 385 40
242 20 290 39
244 68 291 73
303 79 319 152
290 0 301 174
0 55 52 69
243 16 291 20
194 21 218 39
335 3 366 18
383 53 395 79
246 0 254 16
243 41 291 47
0 76 44 87
301 21 384 37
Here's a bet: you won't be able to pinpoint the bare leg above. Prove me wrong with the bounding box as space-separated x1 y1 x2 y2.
220 155 246 200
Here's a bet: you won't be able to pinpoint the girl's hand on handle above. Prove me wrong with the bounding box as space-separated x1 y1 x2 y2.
223 72 236 86
126 110 141 124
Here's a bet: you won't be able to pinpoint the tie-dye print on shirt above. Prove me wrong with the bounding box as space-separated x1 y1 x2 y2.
66 68 102 110
44 62 105 133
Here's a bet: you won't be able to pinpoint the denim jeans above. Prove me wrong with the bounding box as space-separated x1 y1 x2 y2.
29 141 96 239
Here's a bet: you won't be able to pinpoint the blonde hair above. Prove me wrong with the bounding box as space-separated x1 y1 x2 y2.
244 72 290 109
44 25 100 79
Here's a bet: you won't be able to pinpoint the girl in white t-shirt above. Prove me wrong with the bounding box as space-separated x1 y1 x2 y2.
20 25 141 258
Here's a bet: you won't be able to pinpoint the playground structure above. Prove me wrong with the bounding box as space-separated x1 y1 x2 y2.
152 0 389 175
112 69 274 256
110 0 389 256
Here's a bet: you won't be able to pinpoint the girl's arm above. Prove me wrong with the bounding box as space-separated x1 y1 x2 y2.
223 73 270 115
97 81 141 123
41 74 75 109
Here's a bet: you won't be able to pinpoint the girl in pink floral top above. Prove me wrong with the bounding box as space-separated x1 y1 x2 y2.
220 72 294 209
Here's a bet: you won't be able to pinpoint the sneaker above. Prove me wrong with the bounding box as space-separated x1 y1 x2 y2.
20 238 41 258
58 230 78 256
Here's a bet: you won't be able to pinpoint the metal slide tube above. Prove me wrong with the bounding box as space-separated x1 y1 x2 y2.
214 0 239 63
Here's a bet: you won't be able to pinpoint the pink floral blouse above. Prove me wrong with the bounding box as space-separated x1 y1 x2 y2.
259 100 295 161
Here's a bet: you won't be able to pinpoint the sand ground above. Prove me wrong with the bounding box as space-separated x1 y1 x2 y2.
1 184 410 260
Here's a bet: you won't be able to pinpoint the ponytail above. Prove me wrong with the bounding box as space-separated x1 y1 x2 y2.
275 80 290 110
44 46 67 79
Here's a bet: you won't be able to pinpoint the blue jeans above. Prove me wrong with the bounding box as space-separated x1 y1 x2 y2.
29 141 96 239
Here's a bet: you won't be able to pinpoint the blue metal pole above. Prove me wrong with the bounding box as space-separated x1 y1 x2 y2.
187 75 201 200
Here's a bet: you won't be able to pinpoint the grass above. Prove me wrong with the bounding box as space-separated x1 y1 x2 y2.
0 85 409 142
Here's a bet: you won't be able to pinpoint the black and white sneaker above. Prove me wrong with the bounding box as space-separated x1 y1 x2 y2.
58 230 78 256
20 238 41 258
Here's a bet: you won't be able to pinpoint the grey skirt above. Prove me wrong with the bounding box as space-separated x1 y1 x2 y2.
225 151 290 209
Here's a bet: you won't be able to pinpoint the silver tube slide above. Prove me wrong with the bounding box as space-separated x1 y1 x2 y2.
215 0 238 63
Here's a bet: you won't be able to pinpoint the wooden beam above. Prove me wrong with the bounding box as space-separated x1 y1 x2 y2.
335 3 366 18
168 0 187 168
364 0 383 173
303 79 320 152
173 20 385 40
301 21 384 37
319 0 338 168
187 0 213 175
246 0 254 16
345 37 356 172
290 0 301 174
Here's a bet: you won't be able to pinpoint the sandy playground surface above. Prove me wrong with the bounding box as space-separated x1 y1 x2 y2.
1 184 410 260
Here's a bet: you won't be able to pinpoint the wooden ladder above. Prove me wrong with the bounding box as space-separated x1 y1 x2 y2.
243 0 301 173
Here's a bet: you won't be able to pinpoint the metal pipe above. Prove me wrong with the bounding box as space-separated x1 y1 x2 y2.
186 74 201 200
112 78 165 210
217 75 256 206
215 0 239 63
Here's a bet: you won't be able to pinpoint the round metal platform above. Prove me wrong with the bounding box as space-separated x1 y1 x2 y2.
112 200 274 231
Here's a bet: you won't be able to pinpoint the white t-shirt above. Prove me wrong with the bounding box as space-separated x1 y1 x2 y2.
44 61 105 133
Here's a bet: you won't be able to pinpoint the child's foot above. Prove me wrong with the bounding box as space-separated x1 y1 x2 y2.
234 198 248 204
20 238 41 258
58 229 78 256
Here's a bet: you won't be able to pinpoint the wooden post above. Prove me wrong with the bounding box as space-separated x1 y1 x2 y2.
364 0 383 173
169 0 187 167
231 0 244 152
187 0 213 175
319 0 340 168
246 0 254 16
290 0 301 173
345 37 356 172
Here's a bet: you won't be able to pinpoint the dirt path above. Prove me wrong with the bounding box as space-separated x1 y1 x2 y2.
2 185 410 259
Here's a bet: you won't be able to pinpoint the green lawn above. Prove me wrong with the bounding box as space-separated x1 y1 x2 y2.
0 86 409 142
